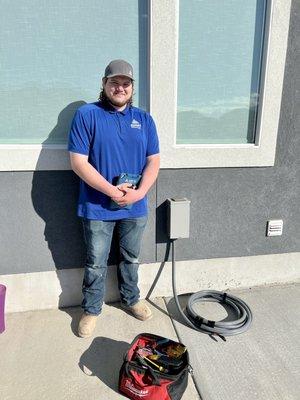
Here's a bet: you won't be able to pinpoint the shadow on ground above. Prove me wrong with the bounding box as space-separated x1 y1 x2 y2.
79 336 129 393
59 306 83 336
59 302 130 337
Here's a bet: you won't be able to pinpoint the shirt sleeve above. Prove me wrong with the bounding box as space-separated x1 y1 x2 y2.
146 115 160 157
68 109 92 155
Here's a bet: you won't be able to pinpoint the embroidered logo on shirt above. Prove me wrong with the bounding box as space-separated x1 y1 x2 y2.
131 119 141 129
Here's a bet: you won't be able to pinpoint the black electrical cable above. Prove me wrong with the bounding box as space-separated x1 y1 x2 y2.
171 239 253 337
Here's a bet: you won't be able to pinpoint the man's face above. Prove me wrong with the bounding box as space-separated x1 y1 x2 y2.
103 76 133 108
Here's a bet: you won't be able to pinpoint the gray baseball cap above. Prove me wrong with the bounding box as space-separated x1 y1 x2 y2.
104 59 134 80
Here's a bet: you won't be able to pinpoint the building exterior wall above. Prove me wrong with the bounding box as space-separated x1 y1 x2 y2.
0 0 299 311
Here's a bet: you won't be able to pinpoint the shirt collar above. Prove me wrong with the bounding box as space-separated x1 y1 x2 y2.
100 101 130 115
119 104 130 115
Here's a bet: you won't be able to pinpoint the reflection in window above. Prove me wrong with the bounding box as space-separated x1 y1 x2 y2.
177 0 267 144
0 0 148 144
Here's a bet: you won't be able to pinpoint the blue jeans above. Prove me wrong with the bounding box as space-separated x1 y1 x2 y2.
81 216 148 315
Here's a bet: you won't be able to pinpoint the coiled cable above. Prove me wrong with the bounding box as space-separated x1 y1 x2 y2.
171 240 253 338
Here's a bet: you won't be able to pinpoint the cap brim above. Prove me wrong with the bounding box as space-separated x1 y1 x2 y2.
105 73 134 80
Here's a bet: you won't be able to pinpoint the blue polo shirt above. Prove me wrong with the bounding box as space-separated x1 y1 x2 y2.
68 101 159 220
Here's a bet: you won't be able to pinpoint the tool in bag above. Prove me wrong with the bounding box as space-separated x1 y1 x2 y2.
119 333 192 400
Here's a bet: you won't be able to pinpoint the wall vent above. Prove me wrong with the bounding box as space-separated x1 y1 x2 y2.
267 220 283 236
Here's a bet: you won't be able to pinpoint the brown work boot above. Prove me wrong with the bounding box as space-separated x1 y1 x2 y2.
78 313 98 338
121 300 152 321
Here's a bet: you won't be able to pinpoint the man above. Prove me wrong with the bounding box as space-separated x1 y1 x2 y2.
68 60 160 338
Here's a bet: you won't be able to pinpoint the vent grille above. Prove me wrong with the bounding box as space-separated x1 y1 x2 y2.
267 220 283 236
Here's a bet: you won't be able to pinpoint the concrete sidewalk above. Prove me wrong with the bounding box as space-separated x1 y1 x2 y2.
166 283 300 400
1 284 299 400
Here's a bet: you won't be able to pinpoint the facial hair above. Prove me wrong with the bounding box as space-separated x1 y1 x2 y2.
108 97 129 108
103 84 133 109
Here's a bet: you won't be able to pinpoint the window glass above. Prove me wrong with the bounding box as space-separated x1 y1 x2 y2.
0 0 148 144
177 0 267 144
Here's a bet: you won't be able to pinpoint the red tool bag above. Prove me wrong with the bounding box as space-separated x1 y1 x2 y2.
119 333 192 400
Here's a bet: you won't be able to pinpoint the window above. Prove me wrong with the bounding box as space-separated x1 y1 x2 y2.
150 0 291 168
177 0 267 145
0 0 291 170
0 0 149 170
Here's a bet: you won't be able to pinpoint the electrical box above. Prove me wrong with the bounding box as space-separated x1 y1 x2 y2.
167 198 190 239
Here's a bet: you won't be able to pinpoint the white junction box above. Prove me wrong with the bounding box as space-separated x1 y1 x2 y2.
267 219 283 236
167 198 190 239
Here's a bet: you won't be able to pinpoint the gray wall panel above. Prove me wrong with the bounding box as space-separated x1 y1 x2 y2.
0 171 156 274
156 166 300 261
0 0 299 275
0 171 85 274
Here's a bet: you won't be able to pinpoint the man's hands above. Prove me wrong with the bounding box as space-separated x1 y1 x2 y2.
111 183 145 207
112 185 126 199
69 152 159 208
110 154 160 207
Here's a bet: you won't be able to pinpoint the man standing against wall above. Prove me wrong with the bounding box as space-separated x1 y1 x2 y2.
68 60 160 338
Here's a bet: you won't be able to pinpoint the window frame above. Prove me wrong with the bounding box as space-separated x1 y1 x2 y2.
150 0 291 168
0 0 291 171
